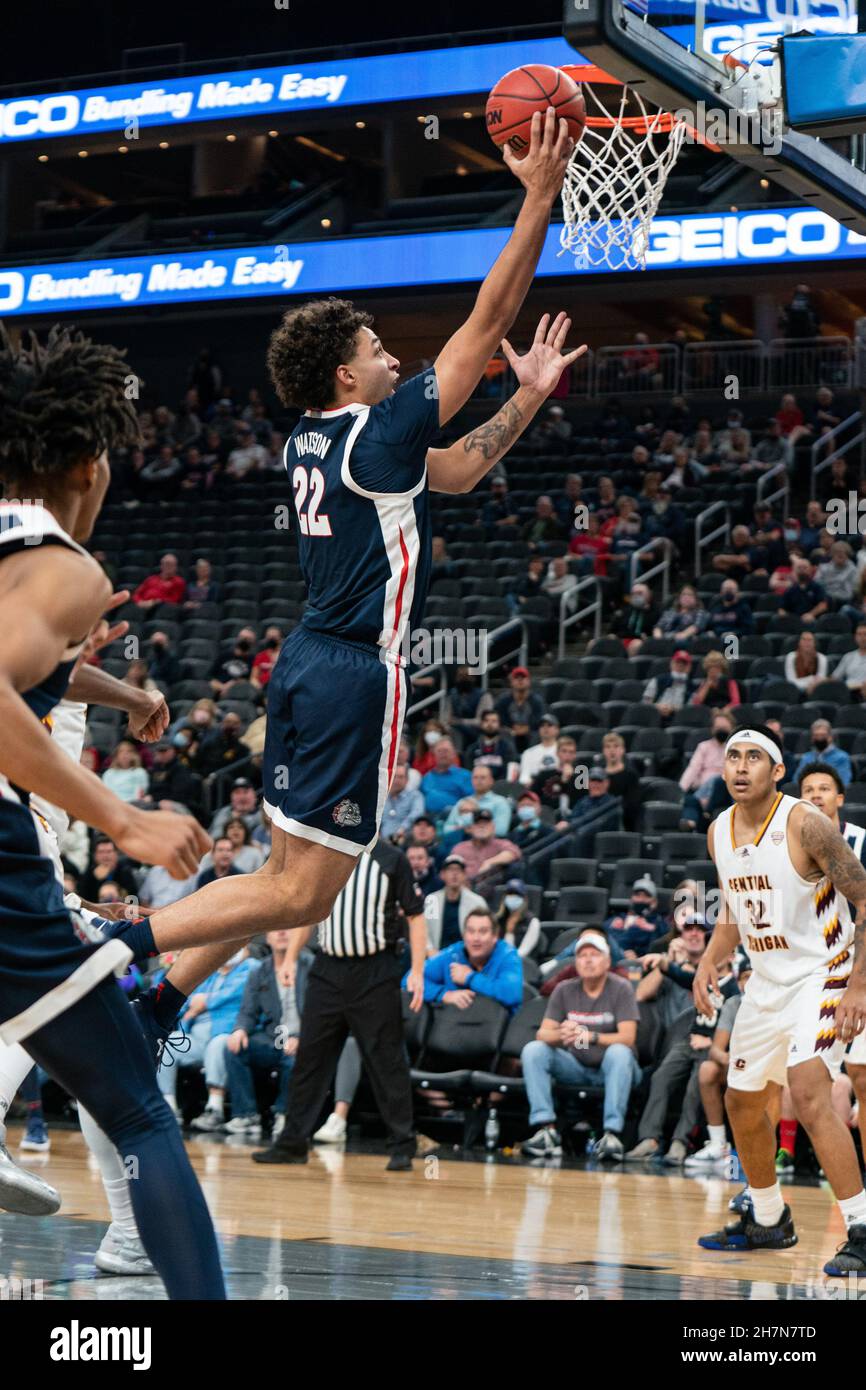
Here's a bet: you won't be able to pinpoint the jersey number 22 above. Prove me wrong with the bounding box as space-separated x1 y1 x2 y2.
292 466 332 537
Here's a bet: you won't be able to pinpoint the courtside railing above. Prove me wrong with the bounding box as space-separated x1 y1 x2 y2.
557 575 602 658
629 538 671 605
480 618 529 691
810 409 864 497
694 501 731 577
756 461 790 518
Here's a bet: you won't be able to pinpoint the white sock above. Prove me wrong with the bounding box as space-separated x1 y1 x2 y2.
750 1182 785 1228
206 1093 223 1114
708 1125 727 1146
838 1190 866 1231
0 1042 36 1126
78 1106 140 1243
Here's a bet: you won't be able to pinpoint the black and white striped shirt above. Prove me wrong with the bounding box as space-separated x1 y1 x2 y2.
319 840 424 958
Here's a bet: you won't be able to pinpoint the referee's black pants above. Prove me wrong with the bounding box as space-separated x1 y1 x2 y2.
278 951 415 1158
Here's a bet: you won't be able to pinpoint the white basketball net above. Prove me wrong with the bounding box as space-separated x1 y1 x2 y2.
559 81 689 272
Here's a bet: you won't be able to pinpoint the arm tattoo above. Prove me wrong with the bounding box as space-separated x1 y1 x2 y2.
800 812 866 976
462 398 524 461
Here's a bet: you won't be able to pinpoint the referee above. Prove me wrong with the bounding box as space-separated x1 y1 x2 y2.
252 839 426 1170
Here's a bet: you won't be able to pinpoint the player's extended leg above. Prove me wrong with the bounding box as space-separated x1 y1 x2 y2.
788 1058 865 1199
0 1039 60 1215
698 1083 797 1251
19 978 225 1300
78 1105 155 1276
847 1064 866 1170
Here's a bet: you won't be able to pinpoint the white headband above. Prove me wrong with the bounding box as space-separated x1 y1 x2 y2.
725 730 783 765
575 931 610 957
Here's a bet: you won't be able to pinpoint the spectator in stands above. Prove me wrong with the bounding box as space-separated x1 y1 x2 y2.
196 711 247 779
775 391 811 450
491 880 541 962
424 855 487 954
752 417 788 472
140 443 183 497
224 931 313 1138
201 427 228 475
690 651 741 712
225 421 267 479
178 445 212 495
687 956 750 1166
594 399 631 446
211 633 255 699
765 716 798 784
652 428 681 470
634 409 659 449
521 932 640 1161
430 535 455 584
196 837 242 889
556 766 622 856
644 481 687 552
778 556 828 623
621 332 661 388
199 816 264 874
480 476 519 537
780 283 819 339
609 581 659 654
604 876 667 956
522 495 565 549
250 628 284 691
642 650 696 721
626 942 740 1165
407 845 443 897
679 710 734 830
750 502 787 571
653 584 709 642
556 472 584 528
529 403 572 449
569 511 610 576
451 809 520 897
210 777 261 838
819 455 853 506
519 713 561 784
465 709 518 779
189 347 222 408
717 426 753 473
420 737 472 818
382 763 425 844
447 671 492 746
184 557 220 609
605 503 647 581
146 737 204 815
407 815 446 868
506 555 547 618
713 408 751 457
711 524 757 577
146 631 180 690
635 909 709 1022
529 733 579 810
79 837 139 903
829 621 866 698
444 766 511 838
794 718 852 786
800 500 828 554
101 740 149 803
132 552 187 610
542 555 577 612
413 721 446 777
414 908 523 1015
509 790 551 863
593 474 619 524
706 579 754 641
817 541 858 604
600 731 641 832
784 630 828 694
495 667 544 753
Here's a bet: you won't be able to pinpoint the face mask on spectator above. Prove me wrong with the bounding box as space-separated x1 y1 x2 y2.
630 592 646 608
630 897 651 912
813 736 829 751
517 806 538 823
424 731 442 748
173 732 190 750
784 528 799 542
714 728 728 742
458 812 473 828
504 894 524 912
721 589 736 603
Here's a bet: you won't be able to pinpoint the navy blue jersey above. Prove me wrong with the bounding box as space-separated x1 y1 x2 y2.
286 369 440 654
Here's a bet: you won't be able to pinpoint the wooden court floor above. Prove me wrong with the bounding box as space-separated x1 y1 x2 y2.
0 1123 854 1300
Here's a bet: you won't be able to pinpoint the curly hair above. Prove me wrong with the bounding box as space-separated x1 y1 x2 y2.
0 322 140 489
267 298 373 410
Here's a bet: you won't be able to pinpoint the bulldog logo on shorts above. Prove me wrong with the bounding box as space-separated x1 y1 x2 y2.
332 799 362 828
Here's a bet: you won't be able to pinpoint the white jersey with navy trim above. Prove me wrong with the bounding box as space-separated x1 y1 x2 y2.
841 819 866 866
287 369 440 656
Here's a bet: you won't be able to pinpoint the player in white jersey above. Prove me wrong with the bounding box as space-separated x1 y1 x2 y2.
797 761 866 1169
694 726 866 1274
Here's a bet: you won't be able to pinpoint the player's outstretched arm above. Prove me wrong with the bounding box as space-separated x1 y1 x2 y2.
427 311 586 494
798 806 866 1040
433 107 574 428
66 661 170 742
0 548 209 878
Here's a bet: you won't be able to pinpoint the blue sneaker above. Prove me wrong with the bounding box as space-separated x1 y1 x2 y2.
131 994 189 1073
20 1118 50 1153
698 1204 797 1251
823 1223 866 1276
729 1185 753 1216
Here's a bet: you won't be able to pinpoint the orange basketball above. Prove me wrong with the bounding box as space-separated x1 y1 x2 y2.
486 63 585 160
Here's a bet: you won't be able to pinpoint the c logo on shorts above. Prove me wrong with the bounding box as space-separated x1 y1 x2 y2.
734 1058 746 1070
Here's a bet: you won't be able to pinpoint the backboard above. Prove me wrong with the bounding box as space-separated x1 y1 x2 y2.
563 0 866 233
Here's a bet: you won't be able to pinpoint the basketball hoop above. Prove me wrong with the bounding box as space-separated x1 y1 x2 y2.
558 65 692 272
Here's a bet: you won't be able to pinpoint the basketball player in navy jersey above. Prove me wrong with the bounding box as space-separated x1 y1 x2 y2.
0 325 224 1299
109 108 587 1006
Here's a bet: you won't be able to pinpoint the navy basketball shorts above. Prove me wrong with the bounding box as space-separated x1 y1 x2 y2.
0 798 127 1038
263 626 407 856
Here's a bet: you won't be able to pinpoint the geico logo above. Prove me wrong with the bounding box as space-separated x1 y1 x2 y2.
648 210 842 265
0 95 79 139
705 11 855 61
0 272 25 311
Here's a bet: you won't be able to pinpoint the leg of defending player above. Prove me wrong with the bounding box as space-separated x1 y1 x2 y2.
725 1085 779 1191
848 1064 866 1166
789 1059 864 1199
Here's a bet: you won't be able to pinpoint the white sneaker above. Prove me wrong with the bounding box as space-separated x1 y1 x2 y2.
685 1138 731 1168
223 1114 262 1135
190 1110 224 1132
271 1113 286 1141
94 1224 156 1276
0 1133 61 1216
313 1113 347 1144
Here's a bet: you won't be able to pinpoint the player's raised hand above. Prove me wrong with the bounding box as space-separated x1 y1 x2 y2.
114 806 212 880
503 107 574 201
692 954 720 1019
501 311 587 396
